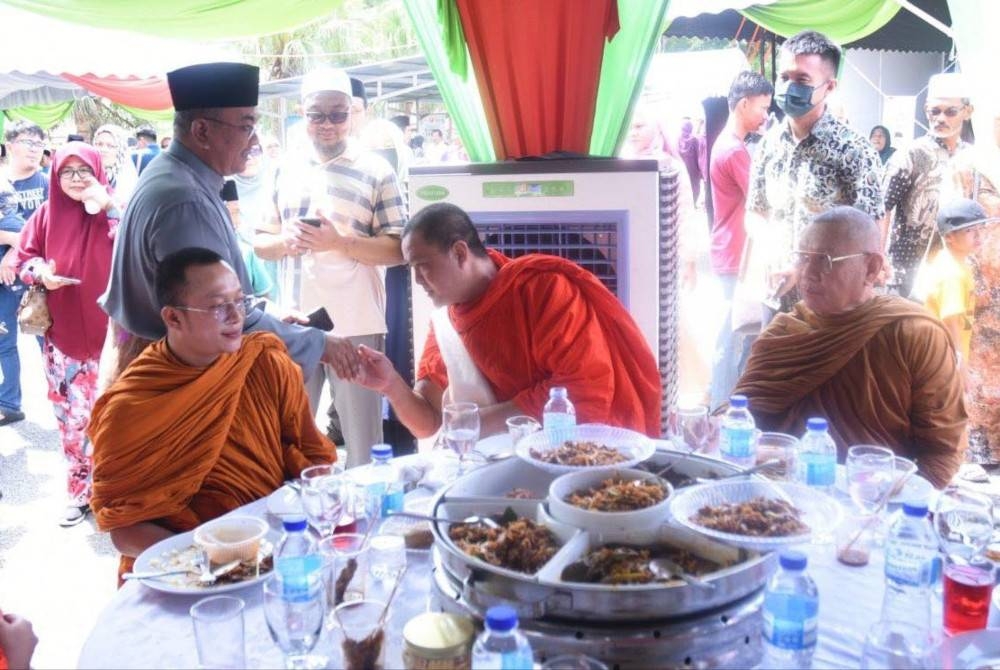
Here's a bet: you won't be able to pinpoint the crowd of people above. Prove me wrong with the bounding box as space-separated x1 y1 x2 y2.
0 28 996 599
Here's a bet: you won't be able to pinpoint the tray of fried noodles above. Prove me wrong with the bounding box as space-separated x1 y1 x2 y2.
668 480 842 551
515 424 655 475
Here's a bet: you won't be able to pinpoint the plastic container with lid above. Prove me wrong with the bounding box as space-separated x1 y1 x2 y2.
403 612 475 670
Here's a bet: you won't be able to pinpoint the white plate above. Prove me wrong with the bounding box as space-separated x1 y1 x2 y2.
267 485 303 516
132 525 278 595
474 433 513 459
515 424 656 475
669 480 843 551
940 628 1000 669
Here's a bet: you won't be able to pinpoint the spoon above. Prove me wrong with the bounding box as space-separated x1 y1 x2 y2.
696 459 783 483
649 557 716 590
122 566 199 581
386 511 500 529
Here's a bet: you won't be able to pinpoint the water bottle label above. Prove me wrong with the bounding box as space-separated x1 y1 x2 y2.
885 547 934 587
804 456 836 486
501 651 534 670
721 427 755 458
381 489 404 516
763 612 818 650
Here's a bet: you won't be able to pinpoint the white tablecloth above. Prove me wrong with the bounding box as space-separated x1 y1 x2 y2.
77 459 973 669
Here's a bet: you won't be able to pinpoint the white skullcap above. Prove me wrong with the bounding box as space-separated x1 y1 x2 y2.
301 66 351 99
927 73 969 100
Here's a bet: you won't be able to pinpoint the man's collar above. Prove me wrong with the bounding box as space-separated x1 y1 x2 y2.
169 140 224 189
781 109 836 144
931 135 968 155
310 137 361 166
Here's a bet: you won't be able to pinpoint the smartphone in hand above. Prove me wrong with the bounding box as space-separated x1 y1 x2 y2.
51 275 82 285
305 307 334 331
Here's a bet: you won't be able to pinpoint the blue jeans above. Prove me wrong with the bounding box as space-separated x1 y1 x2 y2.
0 282 24 413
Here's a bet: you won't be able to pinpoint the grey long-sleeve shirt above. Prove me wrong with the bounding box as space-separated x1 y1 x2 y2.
99 140 325 377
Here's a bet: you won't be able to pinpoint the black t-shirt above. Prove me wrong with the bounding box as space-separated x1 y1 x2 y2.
12 171 48 220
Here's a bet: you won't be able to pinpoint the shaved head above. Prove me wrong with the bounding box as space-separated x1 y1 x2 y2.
809 206 881 253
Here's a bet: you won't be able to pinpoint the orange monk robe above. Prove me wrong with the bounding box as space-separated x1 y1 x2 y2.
733 295 966 488
89 332 335 575
418 250 662 436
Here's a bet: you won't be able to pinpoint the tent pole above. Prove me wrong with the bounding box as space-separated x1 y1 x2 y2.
892 0 953 38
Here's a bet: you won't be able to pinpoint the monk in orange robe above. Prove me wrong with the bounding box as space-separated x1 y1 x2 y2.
89 248 334 577
732 206 965 487
354 202 661 438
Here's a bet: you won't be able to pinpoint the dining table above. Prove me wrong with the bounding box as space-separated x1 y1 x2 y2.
77 447 999 669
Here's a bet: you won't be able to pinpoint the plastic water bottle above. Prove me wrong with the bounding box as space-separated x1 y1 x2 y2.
471 605 534 670
762 550 819 669
274 516 323 593
797 418 836 490
543 387 576 442
719 395 756 466
881 503 938 631
368 443 404 518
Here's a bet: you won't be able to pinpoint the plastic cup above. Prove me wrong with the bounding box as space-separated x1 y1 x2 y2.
318 533 368 610
190 596 246 669
333 599 388 670
506 415 541 447
368 534 406 581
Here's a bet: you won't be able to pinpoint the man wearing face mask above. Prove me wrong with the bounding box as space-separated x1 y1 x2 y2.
746 30 884 315
882 73 1000 299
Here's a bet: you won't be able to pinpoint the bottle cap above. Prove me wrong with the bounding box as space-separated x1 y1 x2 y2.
729 395 748 409
806 417 828 431
371 443 393 459
281 516 309 532
549 386 568 399
902 502 928 517
778 550 807 571
484 605 518 632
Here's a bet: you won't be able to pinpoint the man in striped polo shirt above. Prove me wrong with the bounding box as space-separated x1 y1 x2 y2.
256 66 406 468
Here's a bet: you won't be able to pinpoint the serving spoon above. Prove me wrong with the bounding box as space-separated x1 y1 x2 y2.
649 557 716 590
386 510 500 529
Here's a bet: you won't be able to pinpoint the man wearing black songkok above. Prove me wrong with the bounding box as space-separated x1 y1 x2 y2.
99 62 359 386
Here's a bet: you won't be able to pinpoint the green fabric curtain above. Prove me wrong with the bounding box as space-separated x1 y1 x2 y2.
589 0 670 156
119 104 175 122
4 101 74 128
0 0 344 39
740 0 900 43
403 0 494 162
437 0 468 79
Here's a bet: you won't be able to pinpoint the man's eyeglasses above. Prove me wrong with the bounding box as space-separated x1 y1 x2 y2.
926 106 965 118
305 111 350 126
172 296 254 323
789 250 871 274
202 117 258 139
13 139 45 150
58 167 95 180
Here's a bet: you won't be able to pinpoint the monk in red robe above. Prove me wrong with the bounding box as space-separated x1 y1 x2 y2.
89 248 334 577
732 206 965 487
354 202 661 438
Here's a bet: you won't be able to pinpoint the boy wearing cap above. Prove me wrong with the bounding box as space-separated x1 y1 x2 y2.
883 73 1000 298
921 199 993 364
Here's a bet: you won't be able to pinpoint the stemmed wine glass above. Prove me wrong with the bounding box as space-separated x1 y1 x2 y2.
263 573 327 670
846 445 896 516
299 464 346 537
442 402 480 476
933 487 994 561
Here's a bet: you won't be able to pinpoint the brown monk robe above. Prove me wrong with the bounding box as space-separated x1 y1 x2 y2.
89 332 335 577
733 295 965 487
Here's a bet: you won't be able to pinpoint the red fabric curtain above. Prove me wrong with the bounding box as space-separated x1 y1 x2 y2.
61 73 172 111
455 0 619 160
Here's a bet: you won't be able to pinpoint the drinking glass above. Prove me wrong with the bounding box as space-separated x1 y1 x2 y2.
861 620 940 669
442 402 480 475
368 534 406 581
933 487 994 561
190 596 246 669
943 557 995 634
846 445 896 515
755 432 798 480
675 404 710 453
318 533 369 610
331 599 388 670
263 573 327 670
506 415 541 447
300 464 346 537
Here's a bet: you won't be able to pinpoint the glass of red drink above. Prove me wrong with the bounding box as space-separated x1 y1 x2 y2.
943 561 994 635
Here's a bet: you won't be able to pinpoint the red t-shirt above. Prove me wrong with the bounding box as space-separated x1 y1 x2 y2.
709 130 751 275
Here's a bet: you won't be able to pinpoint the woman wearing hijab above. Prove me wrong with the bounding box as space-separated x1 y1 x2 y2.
92 124 138 209
16 142 117 527
870 125 896 165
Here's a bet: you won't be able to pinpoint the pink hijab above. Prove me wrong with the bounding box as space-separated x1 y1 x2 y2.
17 142 115 360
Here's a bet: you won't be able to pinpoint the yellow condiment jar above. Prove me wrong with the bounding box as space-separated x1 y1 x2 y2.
402 612 475 670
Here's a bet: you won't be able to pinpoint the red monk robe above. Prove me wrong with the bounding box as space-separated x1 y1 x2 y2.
90 332 335 576
417 250 662 435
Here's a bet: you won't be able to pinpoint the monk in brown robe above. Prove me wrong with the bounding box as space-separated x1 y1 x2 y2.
733 206 966 487
89 248 334 576
354 202 662 438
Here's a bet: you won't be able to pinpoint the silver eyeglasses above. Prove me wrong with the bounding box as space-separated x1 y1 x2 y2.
789 250 870 274
172 296 254 323
201 117 258 139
